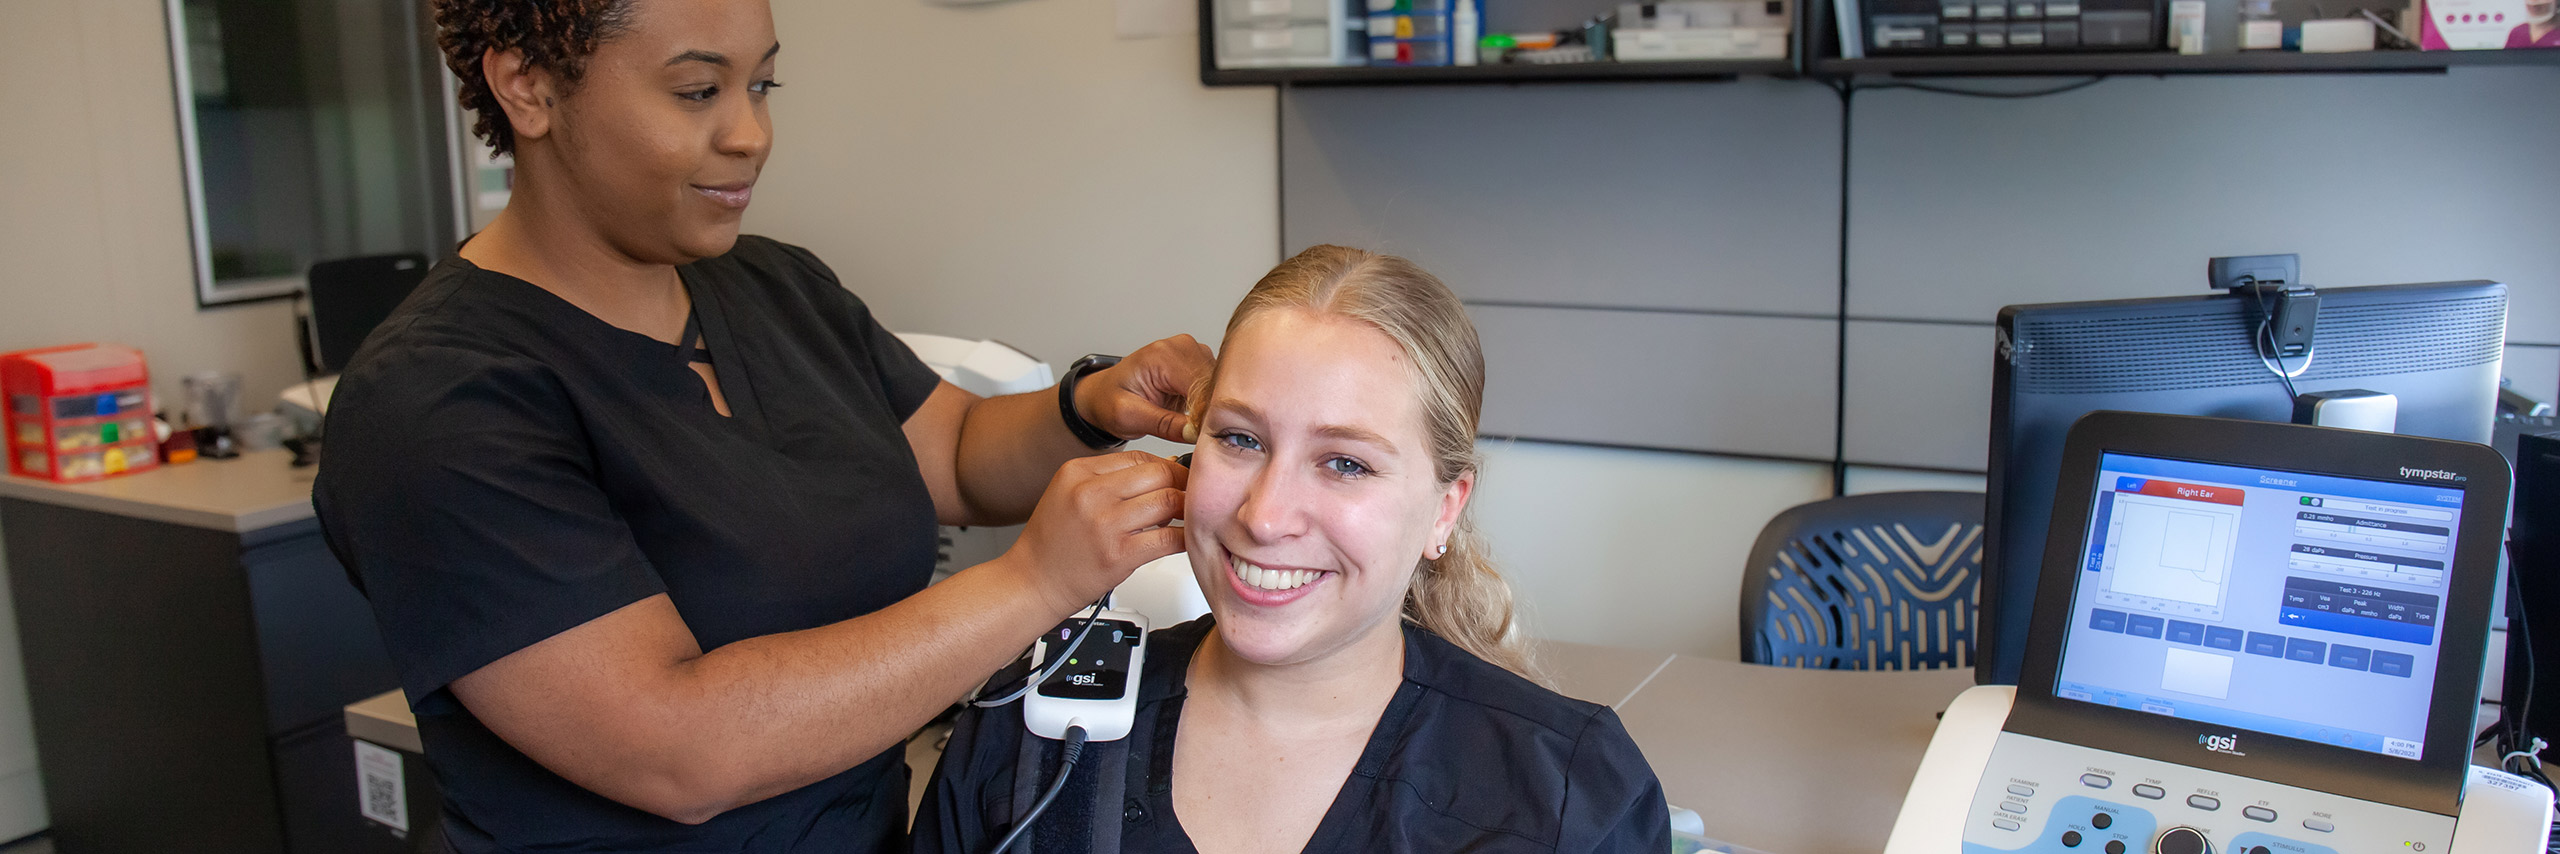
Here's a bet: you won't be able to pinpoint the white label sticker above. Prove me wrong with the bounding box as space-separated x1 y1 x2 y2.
1248 0 1292 16
1249 29 1297 49
356 741 409 833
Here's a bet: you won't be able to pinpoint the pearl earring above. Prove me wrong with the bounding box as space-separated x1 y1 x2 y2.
1434 544 1449 557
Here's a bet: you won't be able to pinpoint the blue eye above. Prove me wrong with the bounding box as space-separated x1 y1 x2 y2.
1325 457 1373 478
1217 432 1262 452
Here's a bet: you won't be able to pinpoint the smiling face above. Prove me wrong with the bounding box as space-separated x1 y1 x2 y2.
533 0 778 264
1184 307 1473 668
2530 0 2556 23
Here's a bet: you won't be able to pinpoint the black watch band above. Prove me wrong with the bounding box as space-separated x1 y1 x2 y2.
1058 354 1127 450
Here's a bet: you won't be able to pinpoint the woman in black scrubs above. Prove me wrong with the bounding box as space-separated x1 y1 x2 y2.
915 247 1669 853
312 0 1207 851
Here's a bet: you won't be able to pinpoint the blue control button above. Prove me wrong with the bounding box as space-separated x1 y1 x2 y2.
2245 632 2288 657
2088 609 2127 633
2285 637 2327 664
2328 644 2371 671
2371 651 2415 678
2127 614 2166 639
2205 626 2246 650
2167 620 2205 645
2080 773 2111 789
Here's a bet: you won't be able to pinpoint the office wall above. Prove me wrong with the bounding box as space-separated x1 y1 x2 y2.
747 0 1279 369
0 0 322 836
1284 67 2560 656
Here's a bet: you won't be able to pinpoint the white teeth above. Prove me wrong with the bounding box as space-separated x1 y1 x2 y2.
1234 559 1318 592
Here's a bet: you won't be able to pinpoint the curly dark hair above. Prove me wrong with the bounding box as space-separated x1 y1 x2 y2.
433 0 637 157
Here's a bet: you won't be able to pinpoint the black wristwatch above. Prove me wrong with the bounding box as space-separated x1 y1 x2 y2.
1058 354 1127 450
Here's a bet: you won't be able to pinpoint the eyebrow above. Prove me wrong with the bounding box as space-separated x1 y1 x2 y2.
665 42 782 68
1207 399 1401 455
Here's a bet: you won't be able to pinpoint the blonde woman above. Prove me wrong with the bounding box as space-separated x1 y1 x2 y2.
916 246 1669 853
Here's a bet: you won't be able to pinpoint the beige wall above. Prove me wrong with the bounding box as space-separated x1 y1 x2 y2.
747 0 1280 366
1 1 310 412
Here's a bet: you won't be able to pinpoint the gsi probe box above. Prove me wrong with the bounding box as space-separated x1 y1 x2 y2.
1886 412 2552 854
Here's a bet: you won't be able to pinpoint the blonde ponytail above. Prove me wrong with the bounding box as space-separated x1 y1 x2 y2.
1207 244 1536 679
1405 517 1535 679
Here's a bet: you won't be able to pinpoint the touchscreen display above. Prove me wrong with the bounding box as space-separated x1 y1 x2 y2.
2053 452 2464 761
1036 618 1142 701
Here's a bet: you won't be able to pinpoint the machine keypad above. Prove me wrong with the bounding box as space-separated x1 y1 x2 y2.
2242 805 2276 822
2132 784 2165 799
2081 773 2112 789
2187 795 2220 810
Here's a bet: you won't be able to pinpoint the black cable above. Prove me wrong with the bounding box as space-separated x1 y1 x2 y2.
2248 284 2302 401
1854 76 2108 99
983 724 1088 854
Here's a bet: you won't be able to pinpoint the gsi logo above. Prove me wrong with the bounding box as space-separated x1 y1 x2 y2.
2200 733 2245 756
1069 673 1100 686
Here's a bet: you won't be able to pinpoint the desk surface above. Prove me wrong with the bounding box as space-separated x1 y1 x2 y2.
0 449 314 533
352 639 1978 854
1540 641 1976 854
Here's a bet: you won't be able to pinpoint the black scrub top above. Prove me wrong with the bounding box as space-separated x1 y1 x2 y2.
314 235 944 853
914 618 1673 854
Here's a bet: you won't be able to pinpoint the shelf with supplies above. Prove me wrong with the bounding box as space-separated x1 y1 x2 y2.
1198 0 2560 85
1199 0 1806 85
1803 0 2560 78
1810 45 2560 75
1200 57 1799 84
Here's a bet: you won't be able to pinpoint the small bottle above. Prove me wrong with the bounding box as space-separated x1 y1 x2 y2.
2239 0 2282 49
1453 0 1481 64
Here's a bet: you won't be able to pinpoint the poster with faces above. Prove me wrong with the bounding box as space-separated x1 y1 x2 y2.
2419 0 2559 48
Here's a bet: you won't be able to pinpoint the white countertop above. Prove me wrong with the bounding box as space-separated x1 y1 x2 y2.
0 449 316 533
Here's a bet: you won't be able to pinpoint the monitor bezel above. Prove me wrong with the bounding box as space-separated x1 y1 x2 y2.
2005 410 2510 817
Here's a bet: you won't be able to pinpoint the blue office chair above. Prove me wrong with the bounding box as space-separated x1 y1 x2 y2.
1740 491 1984 671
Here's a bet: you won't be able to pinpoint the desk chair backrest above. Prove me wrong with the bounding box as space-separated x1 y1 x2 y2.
305 254 429 375
1740 491 1984 671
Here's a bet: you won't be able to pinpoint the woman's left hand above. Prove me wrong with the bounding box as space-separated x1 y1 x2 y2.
1078 334 1215 444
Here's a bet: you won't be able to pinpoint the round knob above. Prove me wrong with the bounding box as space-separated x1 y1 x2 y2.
2154 826 2210 854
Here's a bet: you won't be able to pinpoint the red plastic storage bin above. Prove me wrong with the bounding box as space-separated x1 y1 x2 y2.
3 345 157 483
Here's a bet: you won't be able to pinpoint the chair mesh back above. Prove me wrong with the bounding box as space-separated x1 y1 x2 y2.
1740 491 1984 670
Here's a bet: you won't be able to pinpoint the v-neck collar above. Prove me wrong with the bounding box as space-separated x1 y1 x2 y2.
1139 619 1429 854
454 258 773 443
678 265 772 440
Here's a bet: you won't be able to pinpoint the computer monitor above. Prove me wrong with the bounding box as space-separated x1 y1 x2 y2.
1998 411 2510 820
1979 281 2508 686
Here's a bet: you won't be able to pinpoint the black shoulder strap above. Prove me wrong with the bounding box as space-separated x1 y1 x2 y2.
1003 732 1133 854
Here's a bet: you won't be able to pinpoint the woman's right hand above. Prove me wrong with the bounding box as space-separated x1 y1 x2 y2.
1000 450 1190 612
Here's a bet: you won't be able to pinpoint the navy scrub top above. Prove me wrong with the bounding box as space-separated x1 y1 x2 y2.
914 618 1674 854
315 235 944 853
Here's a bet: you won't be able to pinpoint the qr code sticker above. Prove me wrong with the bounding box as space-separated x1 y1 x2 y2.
355 740 409 833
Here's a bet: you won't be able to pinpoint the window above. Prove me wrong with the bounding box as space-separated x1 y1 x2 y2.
166 0 458 305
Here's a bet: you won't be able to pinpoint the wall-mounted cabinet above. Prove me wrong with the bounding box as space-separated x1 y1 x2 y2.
1202 0 2560 84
